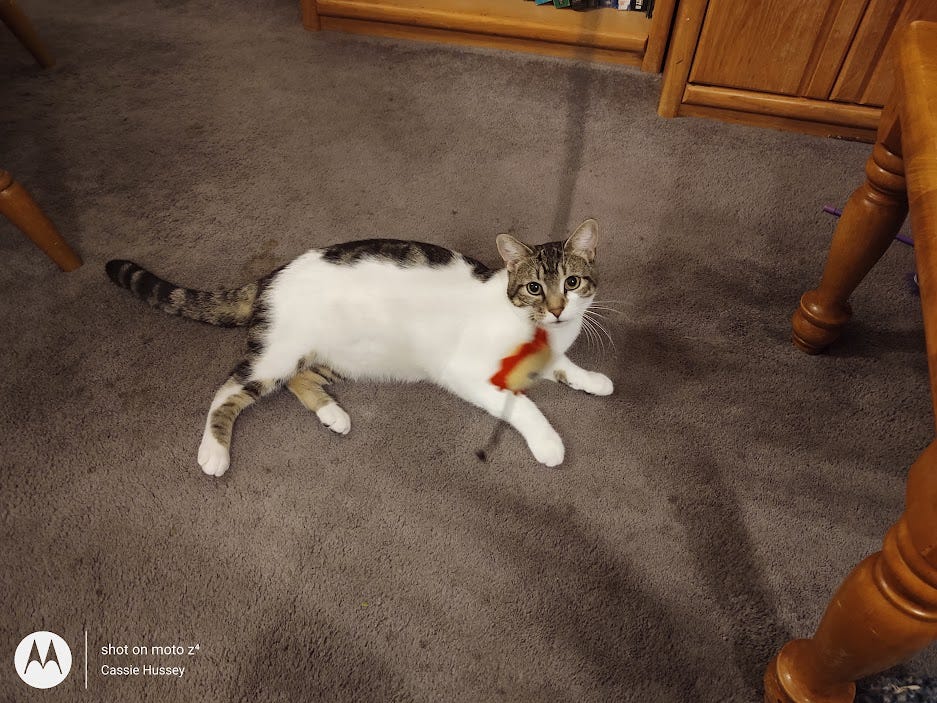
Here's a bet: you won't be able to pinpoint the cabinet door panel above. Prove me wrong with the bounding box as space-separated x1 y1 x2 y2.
801 0 869 99
832 0 937 105
860 0 937 105
689 0 836 95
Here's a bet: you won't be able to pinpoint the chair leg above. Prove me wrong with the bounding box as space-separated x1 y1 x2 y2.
0 170 81 272
0 0 55 68
301 0 321 30
764 440 937 703
791 137 908 354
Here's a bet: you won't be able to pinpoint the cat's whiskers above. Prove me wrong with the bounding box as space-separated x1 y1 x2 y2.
581 317 601 351
589 299 629 316
588 305 625 315
582 310 616 352
580 314 610 356
580 316 600 353
585 299 623 353
591 318 613 356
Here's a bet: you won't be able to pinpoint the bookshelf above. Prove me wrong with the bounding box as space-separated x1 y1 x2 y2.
301 0 677 72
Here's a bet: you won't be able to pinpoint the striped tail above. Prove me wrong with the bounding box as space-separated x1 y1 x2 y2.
105 259 258 328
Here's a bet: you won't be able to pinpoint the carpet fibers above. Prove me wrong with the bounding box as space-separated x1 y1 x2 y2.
1 1 935 701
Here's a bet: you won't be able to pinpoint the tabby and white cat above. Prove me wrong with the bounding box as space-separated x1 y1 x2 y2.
106 219 612 475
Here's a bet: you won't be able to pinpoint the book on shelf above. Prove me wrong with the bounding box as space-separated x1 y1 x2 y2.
527 0 654 15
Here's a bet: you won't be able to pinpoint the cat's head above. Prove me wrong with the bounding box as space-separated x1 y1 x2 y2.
496 219 598 327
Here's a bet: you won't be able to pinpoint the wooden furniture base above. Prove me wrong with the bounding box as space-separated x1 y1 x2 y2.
0 171 81 272
301 0 678 72
679 85 880 143
773 21 937 702
791 135 908 353
0 0 54 68
764 442 937 703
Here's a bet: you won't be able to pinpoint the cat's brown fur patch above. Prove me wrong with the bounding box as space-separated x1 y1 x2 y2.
287 369 336 413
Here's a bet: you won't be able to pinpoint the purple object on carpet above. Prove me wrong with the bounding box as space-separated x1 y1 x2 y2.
824 204 914 246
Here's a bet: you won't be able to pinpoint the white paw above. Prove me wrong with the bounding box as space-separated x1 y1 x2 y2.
528 430 565 468
198 433 230 477
316 402 351 435
581 372 614 396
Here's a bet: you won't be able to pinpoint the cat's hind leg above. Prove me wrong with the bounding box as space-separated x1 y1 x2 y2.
198 376 277 476
287 367 350 435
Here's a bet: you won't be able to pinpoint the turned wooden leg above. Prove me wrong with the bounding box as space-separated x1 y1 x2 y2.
0 171 81 272
791 140 908 354
300 0 320 31
0 0 54 68
764 441 937 703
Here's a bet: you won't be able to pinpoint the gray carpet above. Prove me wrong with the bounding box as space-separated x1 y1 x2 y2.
2 1 934 701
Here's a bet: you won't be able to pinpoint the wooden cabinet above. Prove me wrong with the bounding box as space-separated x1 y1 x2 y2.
659 0 937 140
690 0 853 96
302 0 678 73
831 0 937 106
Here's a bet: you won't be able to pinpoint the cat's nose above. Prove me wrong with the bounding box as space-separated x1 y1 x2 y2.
548 306 564 319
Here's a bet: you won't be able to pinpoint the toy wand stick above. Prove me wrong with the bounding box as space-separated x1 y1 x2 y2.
475 393 516 462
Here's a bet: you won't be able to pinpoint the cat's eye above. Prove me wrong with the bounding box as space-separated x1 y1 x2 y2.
526 282 542 295
565 276 580 290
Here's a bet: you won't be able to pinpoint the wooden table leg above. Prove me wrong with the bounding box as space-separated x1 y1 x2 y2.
0 171 81 272
791 116 908 354
301 0 321 31
764 440 937 703
0 0 55 68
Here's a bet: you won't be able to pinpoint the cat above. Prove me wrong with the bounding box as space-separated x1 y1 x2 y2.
105 218 613 475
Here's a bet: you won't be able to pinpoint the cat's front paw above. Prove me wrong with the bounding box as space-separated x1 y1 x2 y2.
316 402 351 435
581 371 614 396
198 434 230 477
528 430 565 468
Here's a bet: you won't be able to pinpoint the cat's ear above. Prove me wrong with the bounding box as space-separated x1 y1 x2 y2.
496 234 533 272
564 219 598 263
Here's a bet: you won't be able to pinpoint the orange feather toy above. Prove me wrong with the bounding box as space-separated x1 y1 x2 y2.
476 328 552 461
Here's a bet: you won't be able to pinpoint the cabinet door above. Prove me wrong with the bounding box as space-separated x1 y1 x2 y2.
832 0 937 105
688 0 862 96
